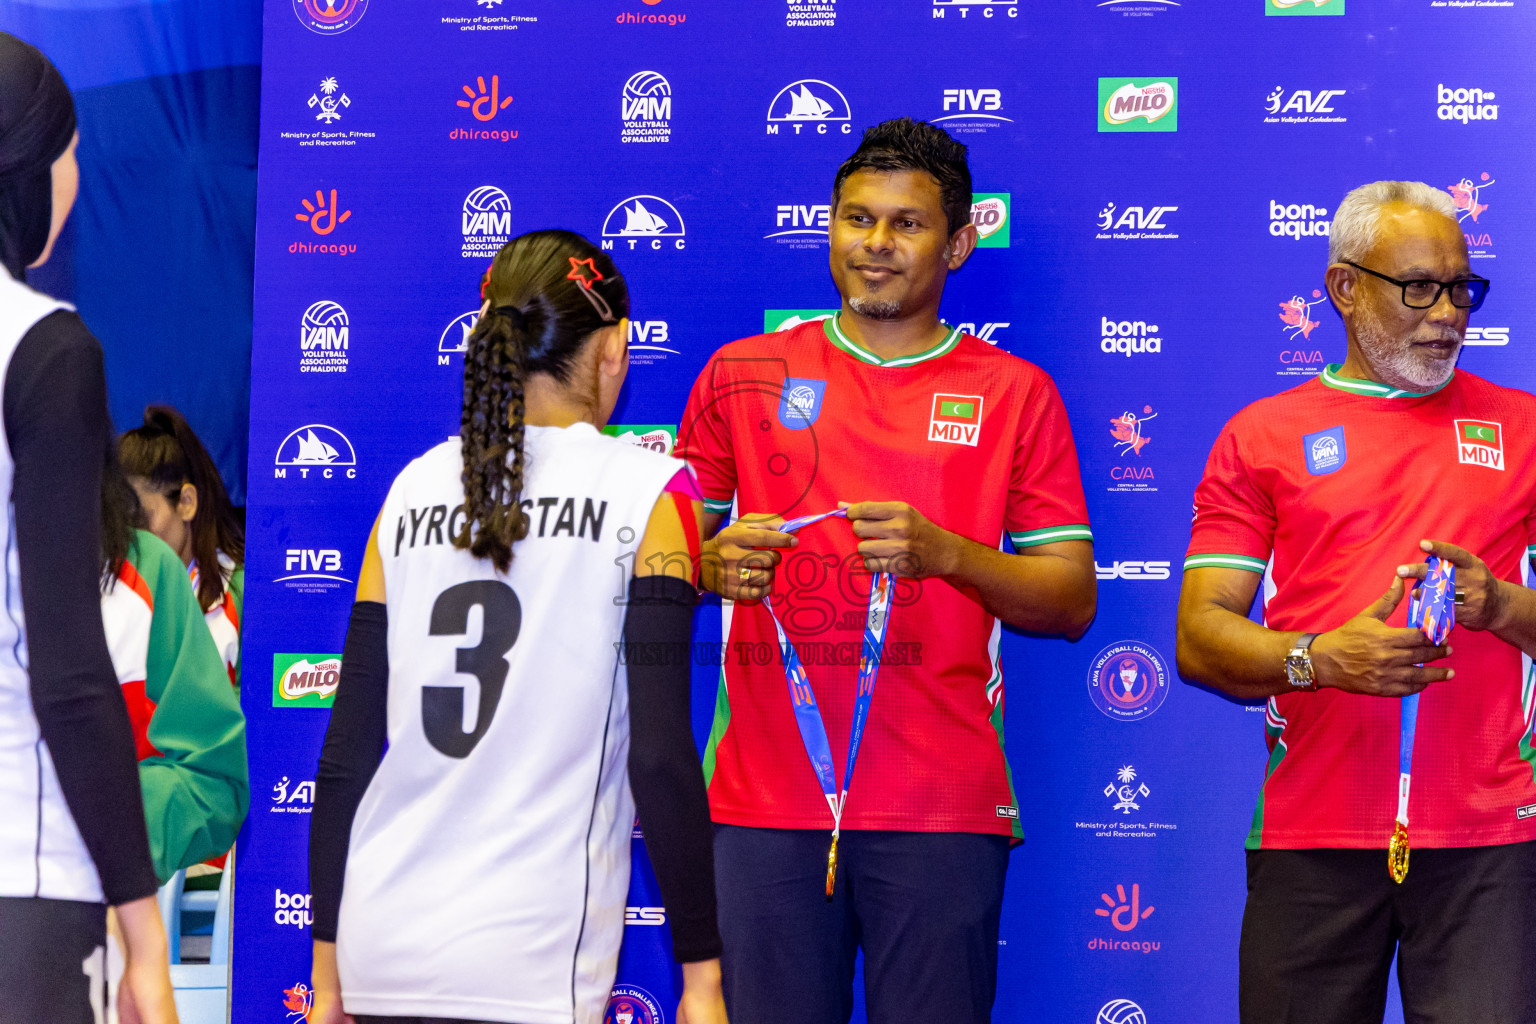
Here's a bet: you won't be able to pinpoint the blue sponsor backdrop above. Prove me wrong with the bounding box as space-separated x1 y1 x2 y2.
238 1 1535 1022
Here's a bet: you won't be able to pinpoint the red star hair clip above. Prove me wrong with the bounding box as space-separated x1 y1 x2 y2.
479 264 493 301
566 256 616 322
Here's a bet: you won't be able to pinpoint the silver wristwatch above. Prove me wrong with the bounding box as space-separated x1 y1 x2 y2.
1284 632 1320 691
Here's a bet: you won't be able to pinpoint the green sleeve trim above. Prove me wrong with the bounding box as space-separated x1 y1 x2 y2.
700 666 731 787
1184 553 1267 574
135 532 250 882
702 497 733 514
1009 524 1093 547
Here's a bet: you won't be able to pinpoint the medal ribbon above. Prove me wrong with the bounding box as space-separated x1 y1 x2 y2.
1395 556 1455 883
760 509 895 899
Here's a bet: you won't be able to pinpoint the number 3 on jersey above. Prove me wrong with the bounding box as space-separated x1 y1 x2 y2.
424 581 522 758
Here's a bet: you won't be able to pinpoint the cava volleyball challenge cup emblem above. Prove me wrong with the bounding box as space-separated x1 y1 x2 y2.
1392 555 1457 883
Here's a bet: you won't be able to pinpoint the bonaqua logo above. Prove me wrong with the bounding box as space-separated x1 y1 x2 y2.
1438 85 1499 123
1101 317 1163 356
622 71 672 143
1270 201 1330 239
273 888 312 927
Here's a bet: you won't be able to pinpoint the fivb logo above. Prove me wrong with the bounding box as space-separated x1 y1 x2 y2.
300 301 348 373
274 424 356 480
937 89 1010 130
955 322 1009 344
621 71 671 143
1264 87 1347 123
1098 78 1177 132
932 0 1019 19
1437 85 1499 124
273 889 312 928
279 549 346 583
1269 201 1330 239
767 203 829 246
462 186 511 259
766 80 852 135
630 321 678 356
1096 203 1179 240
1101 318 1163 356
602 195 686 251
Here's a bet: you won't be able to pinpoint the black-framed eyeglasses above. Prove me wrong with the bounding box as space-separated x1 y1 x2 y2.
1342 261 1490 310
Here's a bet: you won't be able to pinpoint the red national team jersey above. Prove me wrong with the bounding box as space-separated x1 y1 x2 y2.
1186 365 1536 849
679 317 1092 838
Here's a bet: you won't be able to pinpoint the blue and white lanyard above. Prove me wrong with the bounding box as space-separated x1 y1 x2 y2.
760 508 895 898
1394 556 1455 882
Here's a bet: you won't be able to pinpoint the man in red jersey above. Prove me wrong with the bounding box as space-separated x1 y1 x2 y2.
1178 180 1536 1024
677 118 1096 1024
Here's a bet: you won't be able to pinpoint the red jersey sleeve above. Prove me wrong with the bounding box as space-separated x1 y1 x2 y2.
677 356 738 516
1184 415 1275 575
1003 374 1093 549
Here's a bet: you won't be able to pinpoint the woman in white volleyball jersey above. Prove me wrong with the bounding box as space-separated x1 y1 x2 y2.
308 231 726 1024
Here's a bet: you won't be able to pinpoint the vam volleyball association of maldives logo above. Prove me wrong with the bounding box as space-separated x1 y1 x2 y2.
292 0 368 34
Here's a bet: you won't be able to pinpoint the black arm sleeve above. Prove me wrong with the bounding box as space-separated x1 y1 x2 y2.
310 600 388 943
624 574 722 963
6 311 158 905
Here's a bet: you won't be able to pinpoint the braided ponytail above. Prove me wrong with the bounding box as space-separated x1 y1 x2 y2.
454 230 628 572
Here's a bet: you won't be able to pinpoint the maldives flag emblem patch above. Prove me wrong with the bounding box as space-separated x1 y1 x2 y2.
1455 419 1504 470
930 393 984 446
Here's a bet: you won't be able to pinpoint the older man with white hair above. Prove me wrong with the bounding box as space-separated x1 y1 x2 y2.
1177 180 1536 1023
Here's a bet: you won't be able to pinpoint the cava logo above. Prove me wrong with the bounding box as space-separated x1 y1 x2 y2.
308 77 350 123
273 653 341 708
768 203 830 247
292 0 368 33
1099 78 1177 132
932 0 1019 18
439 311 479 362
1266 0 1342 13
1108 405 1157 492
1437 84 1499 123
766 80 852 134
1101 317 1163 356
1465 326 1509 346
955 321 1009 344
1456 419 1504 470
629 320 678 364
462 186 512 258
601 195 686 251
622 71 672 143
1096 203 1179 240
300 301 348 373
1110 406 1156 458
1277 289 1326 377
970 193 1011 247
929 394 984 447
603 424 677 454
786 0 838 27
937 89 1010 132
1096 561 1172 580
765 309 837 333
274 424 357 480
1264 87 1347 123
1088 641 1170 721
1269 201 1330 239
1448 173 1495 258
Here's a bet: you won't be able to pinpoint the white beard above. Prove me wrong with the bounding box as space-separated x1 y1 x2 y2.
1354 312 1462 392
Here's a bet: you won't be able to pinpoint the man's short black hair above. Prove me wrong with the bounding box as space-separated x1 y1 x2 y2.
831 117 973 237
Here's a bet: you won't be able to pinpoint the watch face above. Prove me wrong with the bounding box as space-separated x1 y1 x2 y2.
1286 653 1313 687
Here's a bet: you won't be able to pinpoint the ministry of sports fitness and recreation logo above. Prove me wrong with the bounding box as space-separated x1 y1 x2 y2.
462 186 511 258
274 424 357 480
1108 405 1157 492
766 79 852 135
1105 765 1150 812
1088 641 1170 721
621 71 671 143
1277 289 1326 377
1076 764 1178 841
1098 78 1177 132
290 189 355 255
767 202 829 248
1096 203 1178 241
1264 86 1347 124
786 0 837 27
273 653 342 708
1269 200 1330 240
604 985 663 1024
1437 84 1499 123
1448 173 1494 259
1266 0 1342 13
936 89 1011 133
765 309 836 333
292 0 368 33
970 193 1010 248
281 77 374 148
300 301 348 373
602 195 686 251
1101 316 1163 356
931 0 1019 19
270 775 315 814
602 424 677 454
308 77 349 123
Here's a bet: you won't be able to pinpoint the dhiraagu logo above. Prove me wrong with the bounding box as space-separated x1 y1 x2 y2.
1266 0 1343 15
764 309 838 333
1099 78 1178 132
273 653 341 708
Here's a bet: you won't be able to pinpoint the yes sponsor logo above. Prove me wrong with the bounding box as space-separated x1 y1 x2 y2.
929 393 985 446
462 186 512 259
970 193 1010 247
1266 0 1342 13
786 0 838 27
605 986 663 1024
1089 641 1170 721
1437 84 1499 123
1270 201 1330 239
270 775 315 814
273 653 342 707
1096 560 1172 580
300 301 348 373
1277 289 1326 376
1097 999 1150 1024
1096 203 1179 241
274 424 356 480
439 311 479 362
937 88 1010 133
955 321 1009 344
767 203 830 248
1448 173 1495 258
292 0 368 33
624 906 667 925
932 0 1019 19
629 320 678 364
1456 419 1504 469
1264 86 1348 123
277 548 349 594
452 75 517 141
603 424 677 454
1099 78 1177 132
766 80 853 134
601 195 686 251
1095 883 1157 935
282 983 313 1021
765 309 837 333
1465 326 1509 346
291 189 355 255
1108 405 1158 492
273 888 312 928
1101 317 1163 356
622 71 672 143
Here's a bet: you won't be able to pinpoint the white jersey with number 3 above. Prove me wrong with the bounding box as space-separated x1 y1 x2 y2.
337 423 682 1024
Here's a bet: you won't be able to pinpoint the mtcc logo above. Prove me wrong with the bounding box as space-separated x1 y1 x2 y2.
601 195 686 250
274 424 357 479
1101 317 1162 356
1096 203 1178 240
1270 201 1330 239
462 186 512 258
300 301 348 374
621 71 671 143
932 0 1018 19
439 311 479 361
307 77 350 122
1264 87 1347 123
766 80 852 134
1437 85 1498 123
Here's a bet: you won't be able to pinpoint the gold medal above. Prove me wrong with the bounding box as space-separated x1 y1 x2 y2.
1388 822 1410 884
825 831 839 901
